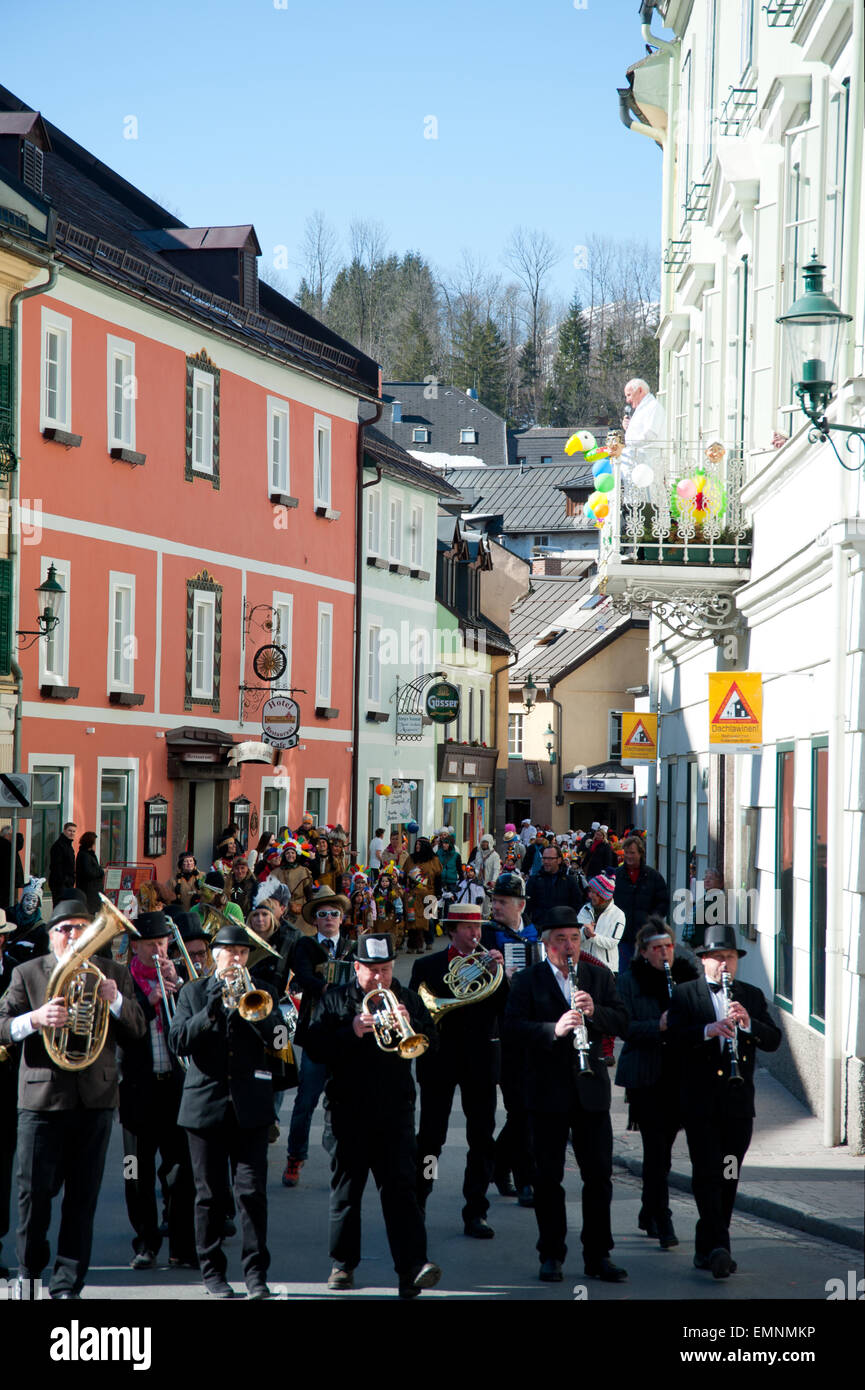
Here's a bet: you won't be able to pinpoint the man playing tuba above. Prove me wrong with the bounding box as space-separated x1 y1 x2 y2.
0 897 145 1299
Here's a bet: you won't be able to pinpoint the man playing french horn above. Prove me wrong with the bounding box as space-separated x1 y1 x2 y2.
0 896 145 1300
410 901 506 1239
301 932 442 1299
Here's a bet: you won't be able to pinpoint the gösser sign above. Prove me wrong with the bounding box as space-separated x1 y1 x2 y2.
425 681 460 725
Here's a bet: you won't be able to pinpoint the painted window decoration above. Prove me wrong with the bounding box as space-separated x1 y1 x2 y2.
185 569 222 711
185 349 220 487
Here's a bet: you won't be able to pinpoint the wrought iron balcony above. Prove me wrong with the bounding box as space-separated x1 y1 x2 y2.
764 0 804 26
595 441 752 641
719 85 758 136
684 182 711 222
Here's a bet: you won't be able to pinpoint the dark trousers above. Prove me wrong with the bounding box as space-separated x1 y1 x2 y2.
685 1113 753 1257
630 1085 681 1223
286 1050 327 1160
185 1113 270 1290
0 1094 16 1257
122 1079 195 1261
325 1107 427 1279
16 1105 113 1295
494 1040 535 1190
531 1105 614 1266
416 1060 496 1222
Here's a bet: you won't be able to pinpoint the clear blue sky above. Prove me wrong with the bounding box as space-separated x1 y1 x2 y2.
2 0 670 301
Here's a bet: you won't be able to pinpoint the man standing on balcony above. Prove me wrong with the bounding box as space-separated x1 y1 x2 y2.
623 379 666 446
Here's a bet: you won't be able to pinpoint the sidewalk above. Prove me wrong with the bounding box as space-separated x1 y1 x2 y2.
610 1064 865 1252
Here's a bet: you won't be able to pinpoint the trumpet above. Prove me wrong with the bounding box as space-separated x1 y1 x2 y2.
360 986 428 1060
219 964 273 1022
721 970 744 1085
565 951 591 1074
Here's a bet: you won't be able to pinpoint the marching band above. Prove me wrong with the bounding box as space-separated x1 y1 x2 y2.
0 826 781 1300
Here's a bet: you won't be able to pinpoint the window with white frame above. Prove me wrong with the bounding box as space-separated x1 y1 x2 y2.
412 427 429 443
267 398 290 495
409 505 423 568
460 428 478 444
509 712 523 756
107 336 135 449
824 85 849 300
701 289 720 437
702 0 718 172
780 119 819 422
389 497 403 562
39 557 70 686
41 309 71 430
680 50 693 208
108 572 135 691
305 782 328 826
261 779 289 836
468 687 474 741
191 591 216 698
192 369 214 474
739 0 755 77
479 688 485 744
367 487 382 555
316 603 333 706
367 622 382 704
314 415 331 507
271 592 293 691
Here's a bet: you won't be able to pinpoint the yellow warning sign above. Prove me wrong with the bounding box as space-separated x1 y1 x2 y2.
621 711 658 762
708 672 762 751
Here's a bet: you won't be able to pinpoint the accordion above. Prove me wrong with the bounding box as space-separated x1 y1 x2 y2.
502 939 546 973
317 957 353 986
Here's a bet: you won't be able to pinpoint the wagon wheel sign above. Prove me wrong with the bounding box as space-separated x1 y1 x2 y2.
253 644 288 682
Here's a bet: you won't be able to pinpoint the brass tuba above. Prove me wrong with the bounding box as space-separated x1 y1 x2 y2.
417 948 503 1024
44 893 140 1072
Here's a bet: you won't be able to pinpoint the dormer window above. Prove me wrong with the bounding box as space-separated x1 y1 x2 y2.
413 428 430 443
460 429 478 444
22 140 43 193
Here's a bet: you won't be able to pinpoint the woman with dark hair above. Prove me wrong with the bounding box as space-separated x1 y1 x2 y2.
171 853 204 912
403 838 442 954
75 831 105 914
250 832 276 873
309 834 336 892
615 917 699 1248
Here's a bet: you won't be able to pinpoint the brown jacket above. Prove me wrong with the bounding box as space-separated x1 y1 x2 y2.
274 863 313 898
0 953 145 1110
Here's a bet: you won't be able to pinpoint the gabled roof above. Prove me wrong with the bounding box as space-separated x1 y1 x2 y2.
509 575 648 683
363 427 461 497
382 383 509 467
441 463 596 533
0 84 379 398
509 425 598 467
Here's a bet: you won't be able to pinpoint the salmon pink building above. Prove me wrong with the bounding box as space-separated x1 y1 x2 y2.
0 88 380 886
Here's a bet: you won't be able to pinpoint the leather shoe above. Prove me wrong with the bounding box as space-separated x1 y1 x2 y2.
399 1261 441 1298
657 1216 678 1250
130 1251 156 1270
517 1186 535 1208
495 1175 518 1197
328 1266 354 1290
709 1248 733 1279
206 1279 240 1299
247 1282 272 1299
585 1258 628 1283
539 1259 563 1282
463 1217 494 1239
638 1210 659 1238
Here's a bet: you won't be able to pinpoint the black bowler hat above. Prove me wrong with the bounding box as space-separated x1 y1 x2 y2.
491 871 526 900
48 899 94 931
211 923 252 948
175 912 207 944
135 911 173 941
354 933 395 964
695 924 746 958
541 905 581 940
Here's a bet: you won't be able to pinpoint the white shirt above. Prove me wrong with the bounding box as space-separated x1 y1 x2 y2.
9 988 124 1043
369 836 386 868
703 977 751 1048
547 957 572 1005
625 392 666 446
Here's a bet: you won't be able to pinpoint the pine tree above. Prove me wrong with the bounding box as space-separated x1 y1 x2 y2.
454 318 509 417
548 294 591 424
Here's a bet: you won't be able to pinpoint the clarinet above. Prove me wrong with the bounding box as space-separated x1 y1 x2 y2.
566 951 591 1073
721 970 744 1085
663 961 674 1001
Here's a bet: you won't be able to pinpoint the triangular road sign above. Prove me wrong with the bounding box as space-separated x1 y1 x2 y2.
625 719 654 746
712 681 758 726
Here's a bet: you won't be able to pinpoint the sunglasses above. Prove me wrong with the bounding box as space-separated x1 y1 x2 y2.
316 909 342 918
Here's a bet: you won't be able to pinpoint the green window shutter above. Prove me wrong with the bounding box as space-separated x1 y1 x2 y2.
0 327 12 449
0 557 12 677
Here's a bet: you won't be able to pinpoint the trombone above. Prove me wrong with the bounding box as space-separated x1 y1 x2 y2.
153 952 189 1072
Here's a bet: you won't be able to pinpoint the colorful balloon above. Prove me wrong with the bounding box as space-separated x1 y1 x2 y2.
593 496 610 520
677 479 697 502
591 459 613 479
587 490 604 511
595 473 615 493
631 463 654 489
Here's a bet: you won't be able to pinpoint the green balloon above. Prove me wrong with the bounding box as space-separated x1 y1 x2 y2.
595 473 615 493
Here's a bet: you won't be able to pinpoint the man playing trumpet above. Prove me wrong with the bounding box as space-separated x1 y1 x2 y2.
301 933 441 1298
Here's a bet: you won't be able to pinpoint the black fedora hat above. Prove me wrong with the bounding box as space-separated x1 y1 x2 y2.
47 899 94 931
135 911 173 941
354 933 395 964
175 911 208 944
695 924 746 957
541 905 581 939
211 922 252 948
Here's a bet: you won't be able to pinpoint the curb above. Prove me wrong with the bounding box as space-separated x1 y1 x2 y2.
612 1153 863 1253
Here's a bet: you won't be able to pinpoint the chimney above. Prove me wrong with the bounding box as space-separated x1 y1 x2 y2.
392 400 402 424
466 387 478 400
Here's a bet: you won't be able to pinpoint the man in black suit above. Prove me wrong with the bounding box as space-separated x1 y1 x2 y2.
47 823 77 906
504 905 628 1284
410 901 506 1238
302 932 441 1298
667 924 781 1279
0 916 21 1277
282 886 353 1188
117 910 196 1271
0 898 145 1299
170 921 284 1299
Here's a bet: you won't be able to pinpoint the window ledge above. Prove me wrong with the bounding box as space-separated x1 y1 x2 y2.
366 556 388 569
39 684 79 701
315 506 341 520
410 568 430 581
42 427 82 448
110 446 146 466
389 563 410 575
109 690 146 706
315 705 339 719
270 492 299 508
365 710 389 723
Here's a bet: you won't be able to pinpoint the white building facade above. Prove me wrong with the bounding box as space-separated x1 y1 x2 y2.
610 0 865 1148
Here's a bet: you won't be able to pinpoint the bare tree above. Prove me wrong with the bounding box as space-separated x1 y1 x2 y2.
297 210 340 317
504 227 561 420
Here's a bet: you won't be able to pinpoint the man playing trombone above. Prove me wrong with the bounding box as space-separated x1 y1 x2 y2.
118 910 197 1272
301 933 442 1299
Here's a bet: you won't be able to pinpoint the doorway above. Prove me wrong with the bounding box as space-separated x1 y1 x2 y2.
188 781 216 869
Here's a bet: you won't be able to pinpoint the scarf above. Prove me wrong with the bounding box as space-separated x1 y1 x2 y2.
130 956 164 1032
